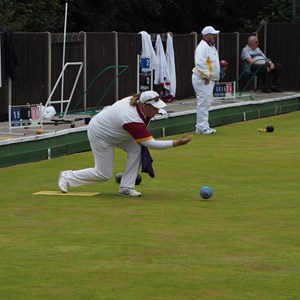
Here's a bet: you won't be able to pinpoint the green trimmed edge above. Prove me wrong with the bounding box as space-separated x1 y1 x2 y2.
0 98 299 168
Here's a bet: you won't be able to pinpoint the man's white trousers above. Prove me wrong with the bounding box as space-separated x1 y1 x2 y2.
192 73 215 131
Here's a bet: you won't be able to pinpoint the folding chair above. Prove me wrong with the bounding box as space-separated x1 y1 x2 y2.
237 58 270 96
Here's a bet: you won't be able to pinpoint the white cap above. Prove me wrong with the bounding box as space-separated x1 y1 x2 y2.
201 26 220 36
139 91 166 109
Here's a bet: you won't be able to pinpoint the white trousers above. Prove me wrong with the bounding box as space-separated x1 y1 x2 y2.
192 73 215 131
64 128 141 189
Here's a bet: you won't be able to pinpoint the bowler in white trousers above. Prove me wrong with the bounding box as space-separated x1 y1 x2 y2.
192 25 220 135
58 91 193 197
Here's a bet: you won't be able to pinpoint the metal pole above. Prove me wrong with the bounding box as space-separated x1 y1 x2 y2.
8 77 12 110
61 2 68 113
47 32 51 97
235 32 240 91
83 31 87 111
113 31 119 101
263 21 267 55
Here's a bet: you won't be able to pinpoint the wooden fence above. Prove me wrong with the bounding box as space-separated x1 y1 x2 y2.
0 22 299 121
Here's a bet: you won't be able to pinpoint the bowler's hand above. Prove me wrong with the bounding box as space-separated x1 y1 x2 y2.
173 134 193 147
202 77 210 85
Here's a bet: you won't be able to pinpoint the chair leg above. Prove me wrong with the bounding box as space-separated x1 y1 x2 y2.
239 75 255 96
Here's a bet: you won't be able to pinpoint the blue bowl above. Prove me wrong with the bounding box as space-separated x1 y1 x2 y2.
200 186 213 199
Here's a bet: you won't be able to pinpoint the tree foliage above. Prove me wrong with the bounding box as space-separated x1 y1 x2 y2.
0 0 64 32
0 0 294 33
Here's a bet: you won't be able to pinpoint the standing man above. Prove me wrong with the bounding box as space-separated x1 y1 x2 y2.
241 35 283 93
192 26 220 135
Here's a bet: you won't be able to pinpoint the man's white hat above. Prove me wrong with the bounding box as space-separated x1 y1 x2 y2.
201 26 220 36
139 91 166 109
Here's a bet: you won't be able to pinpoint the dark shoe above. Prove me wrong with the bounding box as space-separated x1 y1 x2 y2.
262 87 271 93
271 87 283 93
164 95 174 103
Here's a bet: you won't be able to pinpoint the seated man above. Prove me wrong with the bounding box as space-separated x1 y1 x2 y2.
241 35 283 93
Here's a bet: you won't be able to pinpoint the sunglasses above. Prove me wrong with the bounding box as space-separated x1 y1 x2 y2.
144 96 159 103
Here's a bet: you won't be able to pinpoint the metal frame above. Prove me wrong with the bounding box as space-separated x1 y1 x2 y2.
237 58 270 96
43 62 83 120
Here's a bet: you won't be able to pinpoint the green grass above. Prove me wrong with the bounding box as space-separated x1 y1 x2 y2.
1 111 300 299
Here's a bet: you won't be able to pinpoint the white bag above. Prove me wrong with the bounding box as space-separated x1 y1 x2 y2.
42 106 56 119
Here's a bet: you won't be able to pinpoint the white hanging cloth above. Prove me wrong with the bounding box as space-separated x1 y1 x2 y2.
139 31 158 71
166 33 176 97
154 34 170 88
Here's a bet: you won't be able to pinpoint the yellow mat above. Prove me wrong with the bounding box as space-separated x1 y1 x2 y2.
34 191 100 196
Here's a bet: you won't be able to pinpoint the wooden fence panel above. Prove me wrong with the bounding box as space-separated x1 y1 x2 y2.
50 32 84 113
0 32 49 120
218 33 239 83
266 23 300 90
1 24 300 120
173 33 197 99
117 33 141 99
